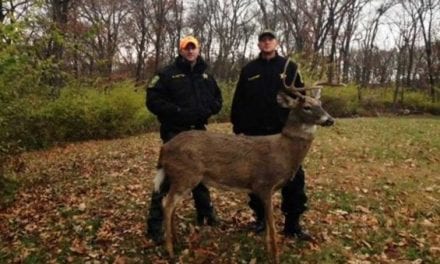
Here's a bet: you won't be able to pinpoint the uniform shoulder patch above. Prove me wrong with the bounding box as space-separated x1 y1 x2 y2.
148 75 160 88
248 74 260 81
171 73 185 79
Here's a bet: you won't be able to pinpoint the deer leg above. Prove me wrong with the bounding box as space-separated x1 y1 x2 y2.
163 191 183 258
171 206 178 243
163 194 174 257
261 192 279 264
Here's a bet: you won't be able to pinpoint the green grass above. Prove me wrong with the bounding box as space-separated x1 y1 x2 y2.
22 253 47 264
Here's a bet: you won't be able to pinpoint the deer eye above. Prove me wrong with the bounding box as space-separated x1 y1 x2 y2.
303 106 312 111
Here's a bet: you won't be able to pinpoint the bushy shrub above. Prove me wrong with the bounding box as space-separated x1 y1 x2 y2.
41 82 154 143
0 22 53 154
214 81 235 122
403 90 440 114
320 85 440 116
1 81 155 150
84 82 156 138
320 84 360 117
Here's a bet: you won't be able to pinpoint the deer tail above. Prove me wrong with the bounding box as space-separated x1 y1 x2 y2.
153 168 165 193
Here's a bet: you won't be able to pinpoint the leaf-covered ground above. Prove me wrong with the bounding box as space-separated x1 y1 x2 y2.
1 117 439 263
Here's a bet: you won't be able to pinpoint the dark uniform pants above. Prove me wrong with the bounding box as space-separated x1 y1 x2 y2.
147 127 214 235
248 166 307 221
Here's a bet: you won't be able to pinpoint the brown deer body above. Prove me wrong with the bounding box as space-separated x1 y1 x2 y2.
154 88 334 263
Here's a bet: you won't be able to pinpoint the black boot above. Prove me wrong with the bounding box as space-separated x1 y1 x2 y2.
249 218 266 234
148 228 164 244
196 207 220 226
193 183 220 226
248 193 265 233
146 191 165 244
283 214 313 241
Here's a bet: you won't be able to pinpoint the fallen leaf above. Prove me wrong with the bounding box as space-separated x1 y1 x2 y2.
78 203 86 211
113 256 126 264
70 239 87 255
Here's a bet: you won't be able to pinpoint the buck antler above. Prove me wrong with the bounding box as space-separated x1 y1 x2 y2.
281 59 346 99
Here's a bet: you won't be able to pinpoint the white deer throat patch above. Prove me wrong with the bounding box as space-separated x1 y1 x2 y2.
301 124 317 134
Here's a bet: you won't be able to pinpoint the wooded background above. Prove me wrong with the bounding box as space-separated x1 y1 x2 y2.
1 0 439 96
0 0 439 156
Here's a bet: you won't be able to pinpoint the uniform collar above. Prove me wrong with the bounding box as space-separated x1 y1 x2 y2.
257 51 281 63
175 55 208 74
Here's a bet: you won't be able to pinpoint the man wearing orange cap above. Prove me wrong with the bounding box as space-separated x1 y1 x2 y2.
145 36 222 244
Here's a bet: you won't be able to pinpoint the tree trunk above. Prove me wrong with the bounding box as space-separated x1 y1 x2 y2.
48 0 71 93
0 1 4 23
394 49 403 107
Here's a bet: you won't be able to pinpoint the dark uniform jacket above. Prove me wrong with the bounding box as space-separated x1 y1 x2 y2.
146 56 222 141
231 53 304 135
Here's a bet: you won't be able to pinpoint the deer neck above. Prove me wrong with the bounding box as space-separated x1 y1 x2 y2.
281 122 317 142
277 122 316 186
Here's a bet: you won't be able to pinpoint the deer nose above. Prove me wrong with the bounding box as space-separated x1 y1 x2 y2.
322 117 334 126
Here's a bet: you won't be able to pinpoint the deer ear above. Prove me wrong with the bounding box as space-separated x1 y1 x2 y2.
277 91 298 108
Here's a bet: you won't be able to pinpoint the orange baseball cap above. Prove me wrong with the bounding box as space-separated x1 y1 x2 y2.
179 36 200 50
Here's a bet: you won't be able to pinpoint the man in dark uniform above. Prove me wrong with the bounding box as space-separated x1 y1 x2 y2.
146 36 222 243
231 30 312 241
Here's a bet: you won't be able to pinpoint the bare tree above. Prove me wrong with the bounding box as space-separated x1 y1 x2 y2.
3 0 438 91
394 43 406 106
391 9 419 106
0 0 33 24
404 0 439 101
325 0 356 83
186 0 213 62
278 0 357 79
163 0 184 63
145 0 174 72
128 0 151 82
358 1 394 89
202 0 255 79
340 0 367 82
398 1 419 88
285 0 337 74
277 0 310 54
78 0 130 76
44 0 73 90
256 0 278 30
0 1 4 23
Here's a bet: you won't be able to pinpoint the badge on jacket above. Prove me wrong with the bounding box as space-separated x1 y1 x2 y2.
149 75 160 88
172 74 185 79
248 74 260 81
